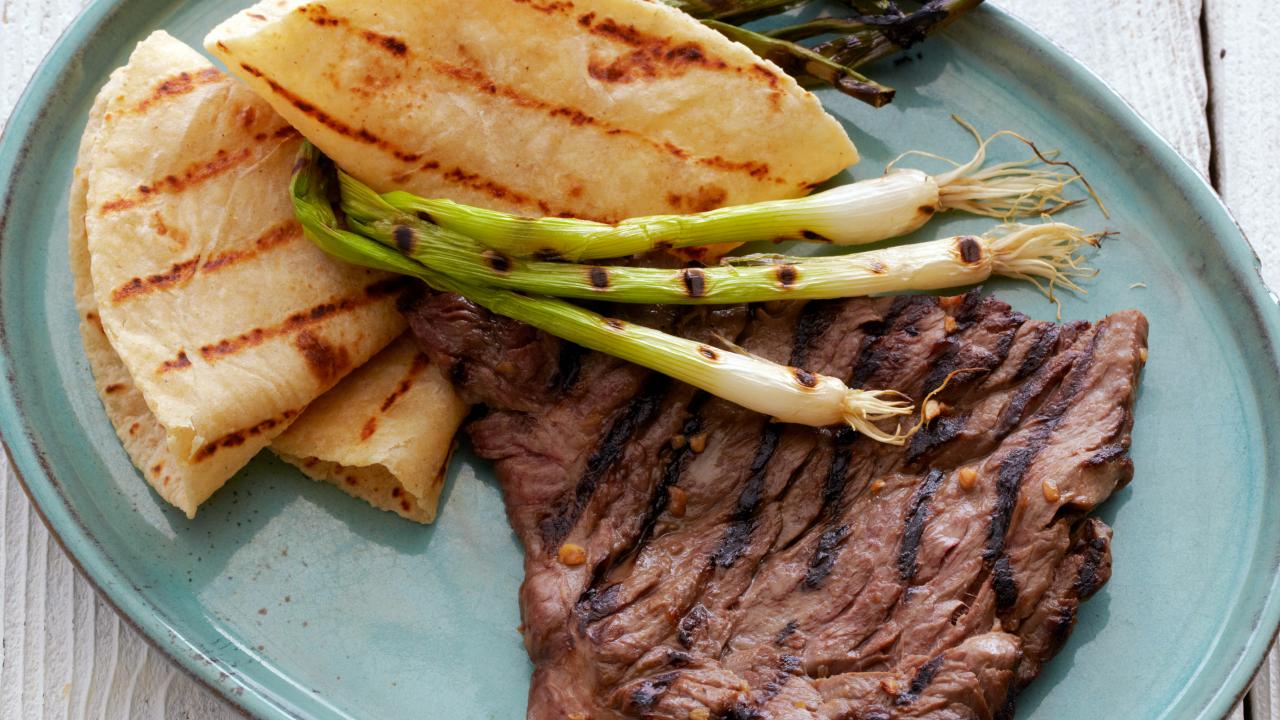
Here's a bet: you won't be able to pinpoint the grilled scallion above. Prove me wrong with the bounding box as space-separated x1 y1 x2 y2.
702 20 895 106
660 0 984 105
293 144 914 441
347 124 1084 262
348 198 1097 305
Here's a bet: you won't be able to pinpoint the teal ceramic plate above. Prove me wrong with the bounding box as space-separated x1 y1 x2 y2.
2 2 1277 718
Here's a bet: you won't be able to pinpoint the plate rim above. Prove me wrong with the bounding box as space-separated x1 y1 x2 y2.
0 0 302 716
0 2 1276 719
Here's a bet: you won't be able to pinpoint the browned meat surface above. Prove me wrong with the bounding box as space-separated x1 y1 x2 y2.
404 290 1148 720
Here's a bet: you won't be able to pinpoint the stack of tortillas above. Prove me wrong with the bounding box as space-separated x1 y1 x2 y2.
71 31 465 522
74 0 859 525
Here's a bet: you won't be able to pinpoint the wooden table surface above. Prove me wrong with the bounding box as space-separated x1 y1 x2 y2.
1 1 1276 717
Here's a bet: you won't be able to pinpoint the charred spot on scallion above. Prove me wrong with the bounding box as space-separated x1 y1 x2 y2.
484 251 513 274
588 267 611 290
680 268 708 298
958 237 983 264
793 368 819 388
392 225 415 253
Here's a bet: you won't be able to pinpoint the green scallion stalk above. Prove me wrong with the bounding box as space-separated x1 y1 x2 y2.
774 0 983 70
702 20 895 107
657 0 810 23
348 200 1097 305
349 122 1085 262
293 143 914 441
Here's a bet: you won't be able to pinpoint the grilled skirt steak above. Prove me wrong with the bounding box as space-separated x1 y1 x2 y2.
404 289 1148 720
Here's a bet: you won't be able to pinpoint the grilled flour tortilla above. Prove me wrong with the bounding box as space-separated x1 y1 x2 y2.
272 335 468 523
73 32 407 517
205 0 858 223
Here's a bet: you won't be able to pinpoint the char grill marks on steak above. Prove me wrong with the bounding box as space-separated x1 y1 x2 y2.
403 289 1148 720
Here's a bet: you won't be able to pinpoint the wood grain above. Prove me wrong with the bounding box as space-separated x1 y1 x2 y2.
0 0 1266 718
1 458 241 719
996 0 1211 175
1204 2 1280 713
1205 0 1280 291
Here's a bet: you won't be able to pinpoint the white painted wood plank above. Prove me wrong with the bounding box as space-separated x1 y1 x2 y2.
1253 649 1280 720
1205 0 1280 289
994 0 1210 176
1204 4 1280 718
1 462 241 720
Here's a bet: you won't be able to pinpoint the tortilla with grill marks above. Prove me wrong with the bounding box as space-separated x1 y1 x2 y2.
74 31 406 517
272 335 468 523
205 0 858 223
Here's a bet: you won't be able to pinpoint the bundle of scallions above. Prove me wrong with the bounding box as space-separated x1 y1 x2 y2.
662 0 986 106
291 134 1100 444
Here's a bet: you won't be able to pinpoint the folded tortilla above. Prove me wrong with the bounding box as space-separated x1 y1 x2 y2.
271 335 467 523
72 31 406 517
205 0 858 223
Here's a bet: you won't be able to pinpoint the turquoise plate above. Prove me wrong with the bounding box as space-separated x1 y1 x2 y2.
2 2 1277 718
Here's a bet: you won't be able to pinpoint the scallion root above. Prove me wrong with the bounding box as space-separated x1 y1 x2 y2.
841 389 916 445
892 116 1105 220
989 221 1101 298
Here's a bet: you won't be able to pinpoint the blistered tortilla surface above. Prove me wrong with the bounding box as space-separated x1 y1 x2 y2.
205 0 858 223
272 335 467 523
73 31 405 517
